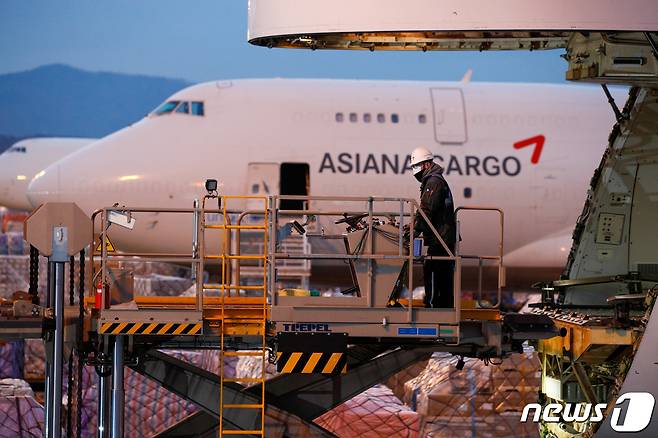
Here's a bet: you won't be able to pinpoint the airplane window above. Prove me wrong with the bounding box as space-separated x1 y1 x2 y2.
335 112 344 123
191 102 205 116
377 113 385 123
464 187 472 198
349 113 358 123
391 114 399 124
153 101 180 115
418 114 427 124
251 184 259 194
8 146 26 153
176 102 190 114
363 113 372 123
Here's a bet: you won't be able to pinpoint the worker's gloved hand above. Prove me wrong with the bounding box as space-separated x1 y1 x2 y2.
402 224 411 241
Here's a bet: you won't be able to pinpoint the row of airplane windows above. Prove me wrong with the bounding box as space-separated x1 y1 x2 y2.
335 112 428 124
152 101 205 116
7 146 27 153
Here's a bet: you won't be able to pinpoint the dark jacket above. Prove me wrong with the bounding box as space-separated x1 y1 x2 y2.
414 163 456 252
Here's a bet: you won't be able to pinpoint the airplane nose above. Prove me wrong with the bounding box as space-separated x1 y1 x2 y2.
27 165 60 207
0 157 32 210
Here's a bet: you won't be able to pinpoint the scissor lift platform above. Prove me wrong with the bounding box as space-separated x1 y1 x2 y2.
10 196 557 437
88 195 556 358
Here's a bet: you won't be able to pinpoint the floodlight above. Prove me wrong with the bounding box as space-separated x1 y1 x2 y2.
205 179 218 194
108 210 135 230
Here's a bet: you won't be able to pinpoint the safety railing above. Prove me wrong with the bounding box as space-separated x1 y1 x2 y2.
455 207 505 309
89 202 247 313
268 195 463 323
91 206 203 313
235 209 311 288
88 196 504 326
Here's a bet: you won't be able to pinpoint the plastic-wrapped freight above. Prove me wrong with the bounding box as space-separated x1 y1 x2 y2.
0 255 62 303
0 341 24 379
23 339 45 382
0 255 196 302
0 232 28 256
0 379 44 438
123 367 198 437
59 350 221 438
199 349 238 376
420 412 536 437
117 261 191 278
60 357 97 437
315 384 421 438
0 255 29 299
235 353 277 386
121 349 238 437
133 274 194 297
0 378 34 397
388 349 540 438
385 357 429 401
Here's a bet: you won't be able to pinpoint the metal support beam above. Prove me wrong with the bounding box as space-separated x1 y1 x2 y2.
597 297 658 437
138 344 429 436
44 262 54 438
573 362 598 404
111 336 124 438
131 349 332 436
46 260 65 438
155 412 219 438
97 365 111 438
260 344 430 421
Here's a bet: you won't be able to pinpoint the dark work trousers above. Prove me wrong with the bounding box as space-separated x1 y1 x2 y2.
423 246 455 308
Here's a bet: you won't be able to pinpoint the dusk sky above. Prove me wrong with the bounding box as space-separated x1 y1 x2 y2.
1 0 570 83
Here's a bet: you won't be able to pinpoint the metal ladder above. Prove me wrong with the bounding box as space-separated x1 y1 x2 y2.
201 196 268 437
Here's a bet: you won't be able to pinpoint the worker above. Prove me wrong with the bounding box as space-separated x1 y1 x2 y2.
409 147 456 308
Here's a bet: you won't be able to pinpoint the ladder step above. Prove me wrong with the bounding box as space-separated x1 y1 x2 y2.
222 404 263 409
205 255 266 260
221 430 263 435
219 304 267 309
223 351 265 357
204 285 265 290
223 377 264 383
205 225 266 230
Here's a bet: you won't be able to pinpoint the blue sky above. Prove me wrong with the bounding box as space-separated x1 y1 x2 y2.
1 0 568 83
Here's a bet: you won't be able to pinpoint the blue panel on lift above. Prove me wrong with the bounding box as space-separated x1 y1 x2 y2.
398 327 418 335
418 327 438 336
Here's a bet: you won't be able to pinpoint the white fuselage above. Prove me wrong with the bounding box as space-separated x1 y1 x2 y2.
26 79 621 269
0 137 95 210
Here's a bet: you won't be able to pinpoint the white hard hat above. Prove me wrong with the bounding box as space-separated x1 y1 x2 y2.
410 147 434 175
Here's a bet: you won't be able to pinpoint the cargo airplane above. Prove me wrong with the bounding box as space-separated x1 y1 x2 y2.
24 79 624 285
0 137 95 210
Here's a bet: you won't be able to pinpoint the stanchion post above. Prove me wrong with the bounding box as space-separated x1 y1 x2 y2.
111 336 124 438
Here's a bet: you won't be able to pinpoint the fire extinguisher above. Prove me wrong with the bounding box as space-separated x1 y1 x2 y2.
94 279 109 309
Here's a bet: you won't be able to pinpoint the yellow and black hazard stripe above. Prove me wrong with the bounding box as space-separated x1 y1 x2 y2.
276 351 347 374
99 322 202 336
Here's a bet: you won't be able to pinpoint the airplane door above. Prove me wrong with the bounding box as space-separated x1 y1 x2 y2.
430 88 467 144
246 162 279 211
280 162 310 211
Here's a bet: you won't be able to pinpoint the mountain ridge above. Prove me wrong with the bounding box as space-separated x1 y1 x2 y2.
0 64 191 138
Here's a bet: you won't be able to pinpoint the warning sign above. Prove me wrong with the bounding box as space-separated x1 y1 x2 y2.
95 235 116 253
